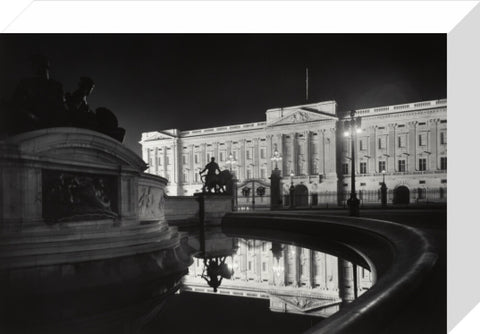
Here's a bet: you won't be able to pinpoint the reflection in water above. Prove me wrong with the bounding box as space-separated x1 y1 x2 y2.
0 228 374 333
183 234 373 318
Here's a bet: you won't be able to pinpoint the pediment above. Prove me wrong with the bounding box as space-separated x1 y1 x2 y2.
267 109 334 127
271 294 341 313
141 131 176 142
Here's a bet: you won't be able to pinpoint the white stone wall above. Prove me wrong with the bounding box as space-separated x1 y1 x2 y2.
140 99 447 203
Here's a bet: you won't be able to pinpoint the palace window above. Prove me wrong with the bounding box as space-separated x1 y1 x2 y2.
246 149 252 160
440 157 447 170
398 135 406 148
440 131 447 145
165 156 170 165
378 137 385 149
157 156 162 166
233 151 237 160
182 155 187 164
418 133 427 146
207 153 211 161
360 162 367 174
219 152 224 162
342 163 349 175
260 148 266 159
359 138 366 151
260 169 266 179
398 159 406 172
194 173 199 183
183 173 188 183
194 154 199 164
378 161 386 173
417 188 426 199
247 169 252 179
419 158 427 171
262 262 266 271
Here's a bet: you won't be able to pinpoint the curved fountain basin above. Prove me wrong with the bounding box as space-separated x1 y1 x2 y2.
222 212 438 334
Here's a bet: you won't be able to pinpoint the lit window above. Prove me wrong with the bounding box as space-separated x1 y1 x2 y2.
440 132 447 145
440 157 447 170
378 161 386 172
418 133 427 146
378 137 385 149
359 139 366 151
419 158 427 171
360 162 367 174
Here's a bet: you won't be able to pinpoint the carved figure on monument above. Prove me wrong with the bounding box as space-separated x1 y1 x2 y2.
1 55 67 135
43 171 117 222
200 157 232 193
65 76 97 130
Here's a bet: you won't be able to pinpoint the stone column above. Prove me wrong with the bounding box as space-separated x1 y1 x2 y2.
290 133 296 175
266 135 272 175
240 139 246 180
305 131 311 175
253 138 260 178
371 126 377 172
320 130 326 175
408 121 417 172
388 123 396 172
338 259 356 305
430 119 439 170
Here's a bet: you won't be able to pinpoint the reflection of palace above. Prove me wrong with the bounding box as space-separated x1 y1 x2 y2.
182 239 373 317
141 99 446 206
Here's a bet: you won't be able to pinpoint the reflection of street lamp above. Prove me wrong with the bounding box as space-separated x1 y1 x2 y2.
271 149 282 170
344 110 362 216
289 171 295 209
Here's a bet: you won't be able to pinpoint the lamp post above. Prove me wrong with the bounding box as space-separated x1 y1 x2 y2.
271 149 282 170
381 170 387 208
344 110 361 217
289 171 295 209
226 153 238 210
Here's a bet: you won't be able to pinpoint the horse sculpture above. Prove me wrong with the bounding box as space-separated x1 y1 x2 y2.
201 170 233 194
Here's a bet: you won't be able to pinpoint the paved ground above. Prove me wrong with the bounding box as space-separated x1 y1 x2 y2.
281 208 447 333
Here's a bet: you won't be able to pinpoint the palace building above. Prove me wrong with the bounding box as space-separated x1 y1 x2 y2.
140 98 447 207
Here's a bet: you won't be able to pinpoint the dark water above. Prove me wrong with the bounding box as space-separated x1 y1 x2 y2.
0 228 372 334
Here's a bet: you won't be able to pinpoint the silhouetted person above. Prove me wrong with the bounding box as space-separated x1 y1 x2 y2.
3 54 66 134
65 76 97 130
200 157 221 193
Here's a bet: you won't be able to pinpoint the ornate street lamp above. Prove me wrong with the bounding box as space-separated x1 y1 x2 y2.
226 153 237 172
344 110 362 216
271 149 282 170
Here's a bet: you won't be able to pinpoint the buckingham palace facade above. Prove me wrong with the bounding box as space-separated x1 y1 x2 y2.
140 99 447 207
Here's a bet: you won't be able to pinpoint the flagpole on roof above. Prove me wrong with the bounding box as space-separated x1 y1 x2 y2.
306 67 309 102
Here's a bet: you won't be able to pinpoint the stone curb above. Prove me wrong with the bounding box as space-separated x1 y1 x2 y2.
222 212 438 334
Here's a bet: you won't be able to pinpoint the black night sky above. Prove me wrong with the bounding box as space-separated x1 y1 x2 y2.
0 34 446 154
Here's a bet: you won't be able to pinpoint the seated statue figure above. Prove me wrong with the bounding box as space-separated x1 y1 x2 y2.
2 55 67 135
65 77 97 130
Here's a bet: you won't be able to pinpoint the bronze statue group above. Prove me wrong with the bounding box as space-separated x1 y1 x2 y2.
1 55 125 142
